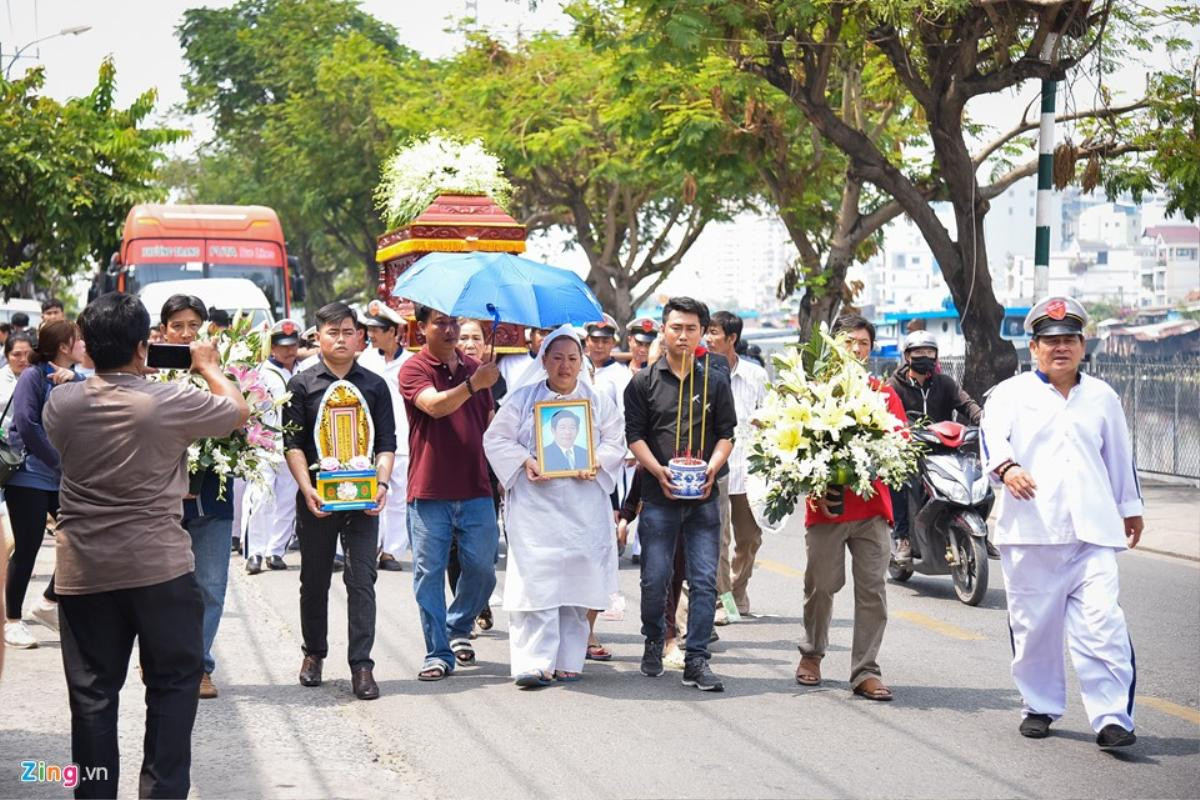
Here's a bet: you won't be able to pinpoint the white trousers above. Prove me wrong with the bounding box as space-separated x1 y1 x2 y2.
618 463 641 556
379 456 409 558
1000 541 1135 732
246 466 297 558
509 605 590 676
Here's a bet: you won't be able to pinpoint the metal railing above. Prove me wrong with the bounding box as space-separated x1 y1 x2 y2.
869 355 1200 480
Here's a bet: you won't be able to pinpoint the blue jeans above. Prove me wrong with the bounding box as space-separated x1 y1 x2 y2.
639 496 721 661
184 516 232 675
408 498 498 669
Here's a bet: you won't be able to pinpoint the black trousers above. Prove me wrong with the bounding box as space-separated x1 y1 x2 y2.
58 573 203 799
296 494 379 669
4 484 58 619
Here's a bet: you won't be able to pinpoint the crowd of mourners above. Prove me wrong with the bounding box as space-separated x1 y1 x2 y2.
0 289 1146 798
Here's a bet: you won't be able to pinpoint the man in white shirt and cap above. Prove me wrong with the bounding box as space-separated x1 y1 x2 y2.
981 296 1144 749
246 318 302 574
499 326 554 392
585 314 631 414
359 300 412 571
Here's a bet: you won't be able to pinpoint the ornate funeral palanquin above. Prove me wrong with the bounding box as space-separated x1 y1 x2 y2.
375 194 529 353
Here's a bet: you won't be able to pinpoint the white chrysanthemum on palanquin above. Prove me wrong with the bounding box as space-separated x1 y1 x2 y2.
374 133 513 229
748 326 923 524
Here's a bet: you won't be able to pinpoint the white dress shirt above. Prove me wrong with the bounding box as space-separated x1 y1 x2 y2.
981 370 1143 549
592 359 632 415
359 347 411 457
726 355 767 495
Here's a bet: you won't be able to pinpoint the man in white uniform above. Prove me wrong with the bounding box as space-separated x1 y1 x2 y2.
618 317 659 561
359 301 411 571
499 326 553 392
246 319 302 574
585 315 631 414
981 296 1144 749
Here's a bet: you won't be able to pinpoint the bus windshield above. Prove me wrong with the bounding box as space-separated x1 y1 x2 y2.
125 263 286 321
208 264 286 320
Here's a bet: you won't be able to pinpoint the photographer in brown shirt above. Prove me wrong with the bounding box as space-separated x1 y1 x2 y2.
44 292 247 799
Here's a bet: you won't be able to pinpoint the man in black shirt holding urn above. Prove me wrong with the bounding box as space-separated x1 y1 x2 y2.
283 302 396 700
624 297 737 692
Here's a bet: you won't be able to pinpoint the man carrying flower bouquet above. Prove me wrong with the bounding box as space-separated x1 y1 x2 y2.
795 314 907 701
283 302 396 701
624 296 736 692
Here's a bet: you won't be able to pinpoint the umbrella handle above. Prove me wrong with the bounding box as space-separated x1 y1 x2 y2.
485 303 502 359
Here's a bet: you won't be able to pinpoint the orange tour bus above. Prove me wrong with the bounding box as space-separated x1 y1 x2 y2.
100 204 301 320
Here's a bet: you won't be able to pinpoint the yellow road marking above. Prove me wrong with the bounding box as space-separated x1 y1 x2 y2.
893 610 987 641
757 559 986 641
1137 695 1200 725
756 558 806 579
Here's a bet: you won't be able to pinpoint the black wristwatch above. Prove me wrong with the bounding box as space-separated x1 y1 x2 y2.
465 375 476 395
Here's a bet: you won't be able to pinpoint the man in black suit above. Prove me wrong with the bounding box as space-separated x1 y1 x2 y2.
542 410 589 472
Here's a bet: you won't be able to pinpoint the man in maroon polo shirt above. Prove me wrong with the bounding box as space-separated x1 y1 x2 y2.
398 304 501 680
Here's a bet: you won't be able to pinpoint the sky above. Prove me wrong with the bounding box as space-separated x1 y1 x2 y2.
0 0 573 149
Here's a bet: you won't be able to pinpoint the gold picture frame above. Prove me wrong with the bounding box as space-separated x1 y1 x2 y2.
533 399 596 478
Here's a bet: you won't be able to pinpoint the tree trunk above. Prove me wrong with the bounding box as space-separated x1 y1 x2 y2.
298 241 334 315
934 117 1019 400
587 265 635 329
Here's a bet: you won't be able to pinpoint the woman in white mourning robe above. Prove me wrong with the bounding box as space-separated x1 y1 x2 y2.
483 325 624 688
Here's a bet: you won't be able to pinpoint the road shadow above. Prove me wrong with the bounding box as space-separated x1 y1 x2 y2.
1036 727 1200 764
889 576 1009 611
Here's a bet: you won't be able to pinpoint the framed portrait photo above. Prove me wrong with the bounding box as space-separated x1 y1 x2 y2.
533 399 596 478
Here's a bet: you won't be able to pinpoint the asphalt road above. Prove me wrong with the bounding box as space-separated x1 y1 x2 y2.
2 517 1198 799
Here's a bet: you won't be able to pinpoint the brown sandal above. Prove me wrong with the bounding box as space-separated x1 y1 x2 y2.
795 657 822 686
853 677 894 701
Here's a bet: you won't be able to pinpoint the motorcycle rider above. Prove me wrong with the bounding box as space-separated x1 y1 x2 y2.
885 331 984 564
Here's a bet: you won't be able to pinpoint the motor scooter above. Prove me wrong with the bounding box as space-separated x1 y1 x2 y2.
889 420 994 606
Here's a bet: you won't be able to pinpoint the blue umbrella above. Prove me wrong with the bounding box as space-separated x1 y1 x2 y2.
391 251 603 330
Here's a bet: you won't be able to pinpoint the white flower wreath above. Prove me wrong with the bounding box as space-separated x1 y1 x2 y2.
375 133 514 229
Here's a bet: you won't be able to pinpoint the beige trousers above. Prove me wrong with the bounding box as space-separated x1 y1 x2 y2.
797 516 890 689
720 493 763 613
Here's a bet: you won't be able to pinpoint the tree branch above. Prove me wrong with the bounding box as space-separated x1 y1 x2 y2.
867 24 936 111
980 140 1150 201
973 99 1149 168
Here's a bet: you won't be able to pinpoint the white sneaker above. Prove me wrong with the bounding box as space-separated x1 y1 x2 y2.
4 620 38 649
30 598 59 632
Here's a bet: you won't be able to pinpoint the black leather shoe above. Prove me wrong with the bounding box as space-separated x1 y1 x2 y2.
352 667 380 700
287 536 301 551
1019 714 1053 739
231 536 242 554
378 555 403 572
267 555 288 570
245 555 263 575
299 655 323 687
1096 724 1136 749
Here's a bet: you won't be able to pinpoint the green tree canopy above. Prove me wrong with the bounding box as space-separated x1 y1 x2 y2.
0 59 184 294
435 17 762 324
628 0 1199 395
173 0 434 309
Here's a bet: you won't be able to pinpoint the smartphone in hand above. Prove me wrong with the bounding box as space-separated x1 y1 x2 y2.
146 343 192 370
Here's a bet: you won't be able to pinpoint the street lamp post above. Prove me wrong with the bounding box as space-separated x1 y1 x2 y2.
2 25 92 79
